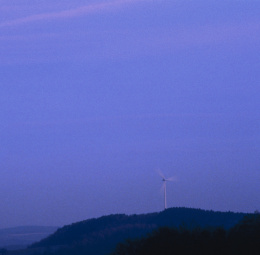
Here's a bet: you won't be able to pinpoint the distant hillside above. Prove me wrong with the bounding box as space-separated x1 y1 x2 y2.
28 207 249 255
0 226 58 250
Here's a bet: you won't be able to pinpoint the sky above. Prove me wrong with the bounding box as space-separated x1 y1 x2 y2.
0 0 260 228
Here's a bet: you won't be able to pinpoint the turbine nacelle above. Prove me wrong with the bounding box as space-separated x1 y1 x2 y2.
162 178 173 182
162 177 175 182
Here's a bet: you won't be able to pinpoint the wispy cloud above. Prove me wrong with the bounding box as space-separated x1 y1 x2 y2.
1 18 259 66
0 0 148 27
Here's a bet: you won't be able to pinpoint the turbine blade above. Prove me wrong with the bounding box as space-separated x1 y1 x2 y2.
157 169 165 179
165 176 177 182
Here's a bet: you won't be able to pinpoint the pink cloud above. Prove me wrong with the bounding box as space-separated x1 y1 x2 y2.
0 0 148 27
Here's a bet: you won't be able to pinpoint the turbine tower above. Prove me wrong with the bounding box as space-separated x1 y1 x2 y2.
158 170 175 210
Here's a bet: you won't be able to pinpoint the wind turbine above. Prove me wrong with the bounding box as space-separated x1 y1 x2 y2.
158 170 175 210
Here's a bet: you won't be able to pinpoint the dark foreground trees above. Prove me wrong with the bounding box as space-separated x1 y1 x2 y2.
112 214 260 255
0 248 7 255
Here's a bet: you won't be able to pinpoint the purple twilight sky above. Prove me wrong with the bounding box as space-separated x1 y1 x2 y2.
0 0 260 228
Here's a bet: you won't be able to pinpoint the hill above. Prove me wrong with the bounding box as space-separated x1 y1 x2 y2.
27 207 248 255
112 213 260 255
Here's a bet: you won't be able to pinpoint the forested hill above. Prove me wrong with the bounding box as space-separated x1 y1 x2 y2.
112 213 260 255
28 207 249 255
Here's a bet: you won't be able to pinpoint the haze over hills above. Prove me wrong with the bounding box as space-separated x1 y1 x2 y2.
0 226 58 250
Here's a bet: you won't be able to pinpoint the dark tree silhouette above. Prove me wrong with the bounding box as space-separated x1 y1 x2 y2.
0 248 7 255
112 214 260 255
